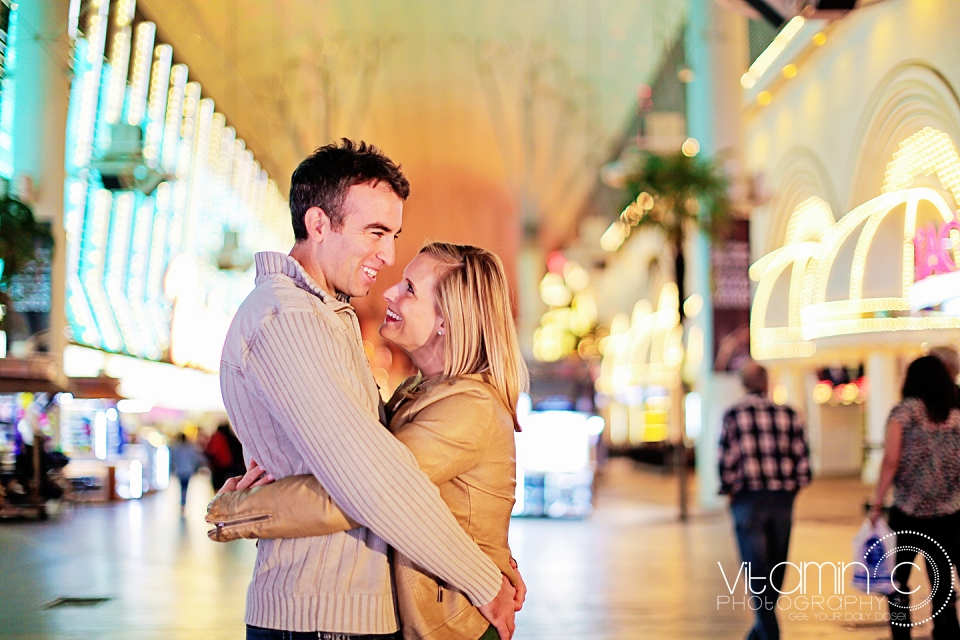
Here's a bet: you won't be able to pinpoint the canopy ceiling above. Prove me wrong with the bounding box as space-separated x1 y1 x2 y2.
137 0 687 317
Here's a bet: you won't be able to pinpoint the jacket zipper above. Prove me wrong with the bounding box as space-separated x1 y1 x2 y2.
212 513 271 535
437 579 444 602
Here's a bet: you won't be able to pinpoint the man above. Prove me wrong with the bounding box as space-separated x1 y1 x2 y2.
220 140 515 640
718 361 811 640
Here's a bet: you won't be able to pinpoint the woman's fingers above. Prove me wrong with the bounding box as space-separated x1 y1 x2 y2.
513 568 527 611
235 459 274 490
216 476 241 496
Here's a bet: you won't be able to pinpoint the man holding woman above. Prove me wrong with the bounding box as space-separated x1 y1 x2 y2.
217 140 523 640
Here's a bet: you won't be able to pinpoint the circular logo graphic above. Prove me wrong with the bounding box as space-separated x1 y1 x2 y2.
864 530 956 628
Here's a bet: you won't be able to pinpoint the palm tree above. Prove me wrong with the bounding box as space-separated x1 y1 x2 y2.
621 151 730 320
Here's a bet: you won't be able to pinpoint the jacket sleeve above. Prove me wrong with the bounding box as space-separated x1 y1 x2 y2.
206 474 358 541
242 310 501 607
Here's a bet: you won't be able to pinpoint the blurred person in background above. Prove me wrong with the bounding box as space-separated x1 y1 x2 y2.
211 243 528 640
869 355 960 639
719 360 811 640
214 141 518 640
205 423 242 492
929 344 960 406
170 433 205 515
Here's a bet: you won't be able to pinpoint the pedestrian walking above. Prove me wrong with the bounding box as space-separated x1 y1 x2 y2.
170 433 205 515
869 355 960 639
719 360 811 640
204 423 239 492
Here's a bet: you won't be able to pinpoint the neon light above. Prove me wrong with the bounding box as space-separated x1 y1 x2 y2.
126 22 155 126
751 128 960 360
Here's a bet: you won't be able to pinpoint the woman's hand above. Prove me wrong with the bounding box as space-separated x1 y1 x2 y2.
509 558 526 611
868 501 883 526
216 459 275 496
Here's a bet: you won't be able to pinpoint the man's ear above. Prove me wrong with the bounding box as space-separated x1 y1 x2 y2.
303 206 329 242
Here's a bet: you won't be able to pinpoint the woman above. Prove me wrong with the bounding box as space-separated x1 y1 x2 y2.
207 243 527 640
869 355 960 639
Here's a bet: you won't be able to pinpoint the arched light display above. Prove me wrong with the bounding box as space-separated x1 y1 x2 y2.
64 0 292 371
751 128 960 360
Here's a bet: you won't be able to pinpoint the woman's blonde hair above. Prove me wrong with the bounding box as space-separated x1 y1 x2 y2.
419 242 529 424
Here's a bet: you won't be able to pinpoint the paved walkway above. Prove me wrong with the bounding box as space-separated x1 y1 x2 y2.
0 460 946 639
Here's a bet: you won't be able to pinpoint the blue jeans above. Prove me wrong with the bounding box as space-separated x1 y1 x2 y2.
246 626 401 640
730 490 797 640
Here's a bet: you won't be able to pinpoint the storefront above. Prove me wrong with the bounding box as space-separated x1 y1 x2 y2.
742 0 960 479
1 0 292 504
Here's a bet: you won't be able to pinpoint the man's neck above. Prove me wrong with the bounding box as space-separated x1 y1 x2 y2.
289 243 335 299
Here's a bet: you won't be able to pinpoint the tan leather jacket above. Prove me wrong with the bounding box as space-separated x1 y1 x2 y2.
207 374 518 640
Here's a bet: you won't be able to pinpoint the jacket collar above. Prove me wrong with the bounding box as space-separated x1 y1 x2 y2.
254 251 351 310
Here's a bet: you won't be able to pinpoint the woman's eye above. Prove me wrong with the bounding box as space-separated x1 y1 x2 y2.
407 283 415 294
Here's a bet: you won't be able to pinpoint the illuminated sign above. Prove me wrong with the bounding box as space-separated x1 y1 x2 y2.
597 282 684 395
63 0 292 371
750 128 960 360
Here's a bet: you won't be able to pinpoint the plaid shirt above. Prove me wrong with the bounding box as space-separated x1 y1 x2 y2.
718 392 811 495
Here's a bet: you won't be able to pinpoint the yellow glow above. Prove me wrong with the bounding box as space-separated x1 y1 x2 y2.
757 91 773 106
772 385 788 405
682 293 703 319
812 382 833 404
840 383 859 405
600 220 629 252
681 138 700 157
743 16 806 90
812 32 827 46
781 64 798 79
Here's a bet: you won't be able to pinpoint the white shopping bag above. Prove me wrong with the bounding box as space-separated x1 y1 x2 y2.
851 518 897 594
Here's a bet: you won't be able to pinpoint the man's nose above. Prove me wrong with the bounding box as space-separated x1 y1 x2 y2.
378 236 396 267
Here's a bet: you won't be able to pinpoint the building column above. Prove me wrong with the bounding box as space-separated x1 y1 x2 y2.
863 352 898 483
685 0 748 510
10 0 71 374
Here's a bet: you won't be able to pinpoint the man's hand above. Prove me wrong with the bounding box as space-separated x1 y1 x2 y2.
216 459 275 496
478 575 516 640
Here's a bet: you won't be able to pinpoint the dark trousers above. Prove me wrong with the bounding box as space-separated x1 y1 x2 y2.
730 490 797 640
177 475 191 507
246 625 401 640
886 507 960 640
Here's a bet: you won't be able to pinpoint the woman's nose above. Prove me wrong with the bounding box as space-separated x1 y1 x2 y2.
383 284 398 302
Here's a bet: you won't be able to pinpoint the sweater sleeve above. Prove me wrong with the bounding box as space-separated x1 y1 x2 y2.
244 310 501 606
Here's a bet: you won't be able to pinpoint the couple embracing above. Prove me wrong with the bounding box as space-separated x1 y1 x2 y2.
208 140 527 640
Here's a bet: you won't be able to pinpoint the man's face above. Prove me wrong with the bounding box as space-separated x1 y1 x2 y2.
318 182 403 298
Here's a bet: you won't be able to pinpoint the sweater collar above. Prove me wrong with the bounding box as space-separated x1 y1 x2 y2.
254 251 351 308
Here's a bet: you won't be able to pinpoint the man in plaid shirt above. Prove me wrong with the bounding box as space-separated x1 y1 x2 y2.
719 361 811 640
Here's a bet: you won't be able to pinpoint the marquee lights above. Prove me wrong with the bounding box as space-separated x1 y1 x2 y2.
64 0 293 370
751 128 960 360
597 283 684 395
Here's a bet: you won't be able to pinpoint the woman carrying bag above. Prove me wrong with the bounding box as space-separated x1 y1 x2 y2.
869 355 960 639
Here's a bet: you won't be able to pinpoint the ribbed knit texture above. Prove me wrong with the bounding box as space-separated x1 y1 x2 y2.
220 252 501 633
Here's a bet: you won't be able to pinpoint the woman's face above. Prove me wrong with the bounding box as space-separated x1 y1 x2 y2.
380 253 445 372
